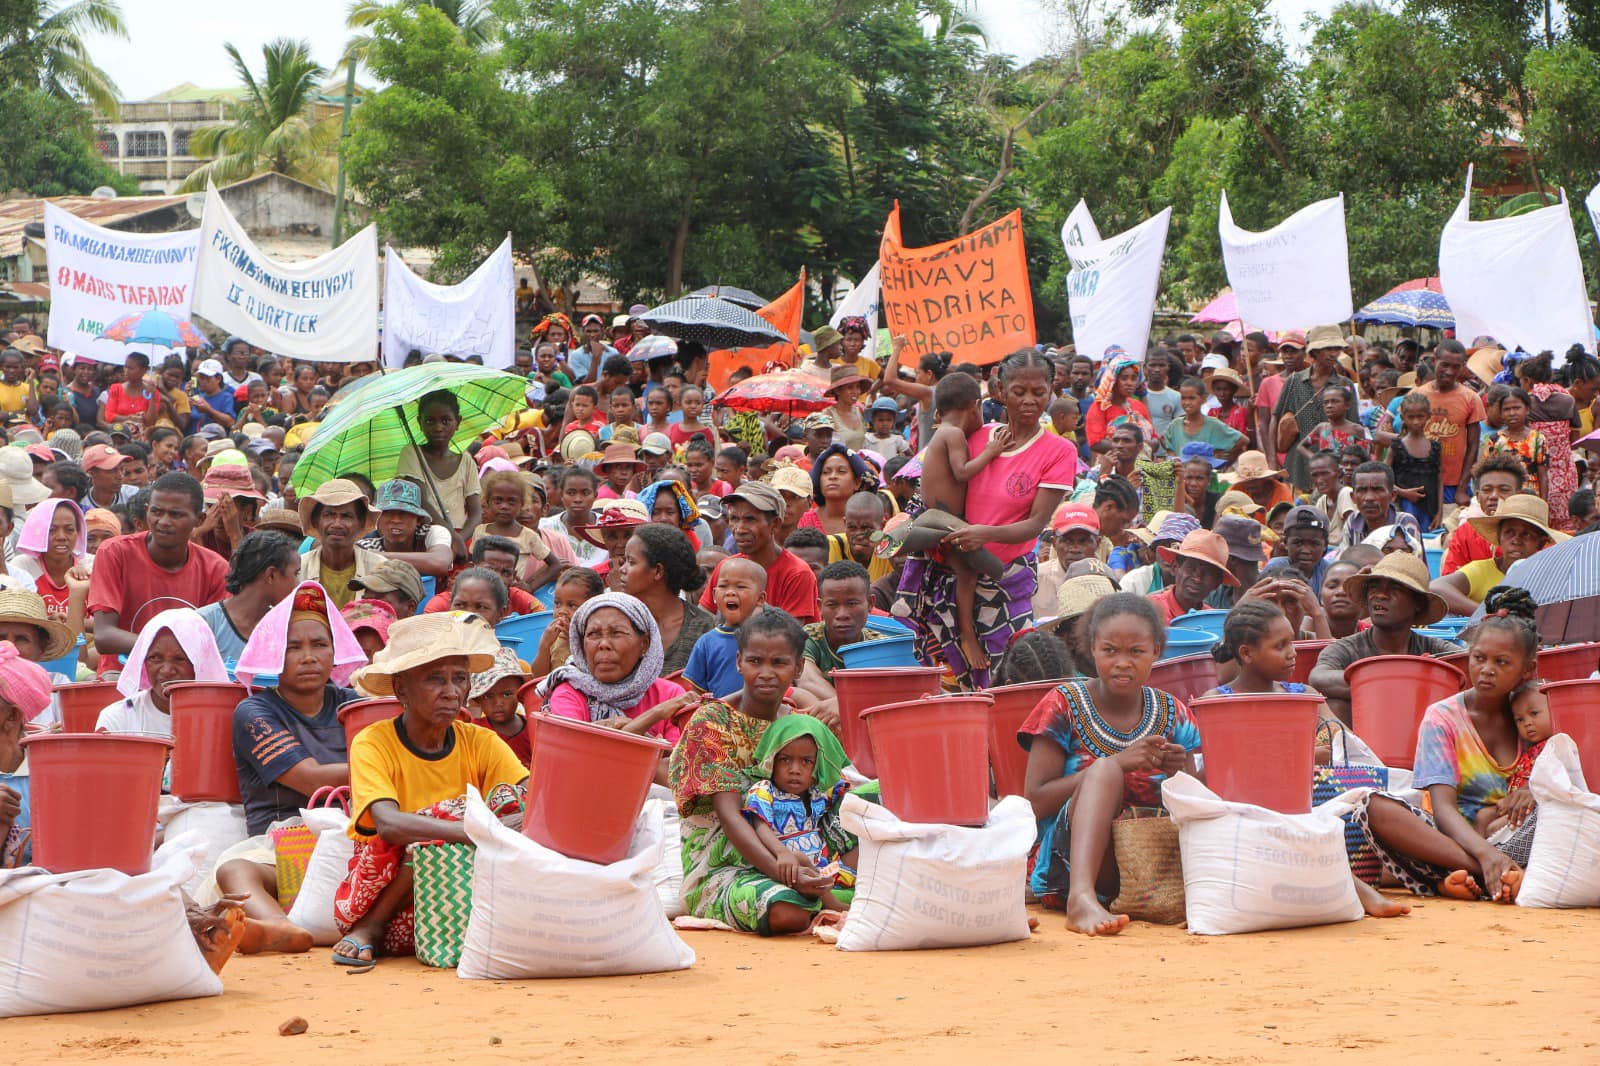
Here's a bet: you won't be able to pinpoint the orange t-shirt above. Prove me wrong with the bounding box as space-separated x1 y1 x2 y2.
1413 382 1486 487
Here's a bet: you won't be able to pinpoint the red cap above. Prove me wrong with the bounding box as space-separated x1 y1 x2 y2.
1051 501 1100 536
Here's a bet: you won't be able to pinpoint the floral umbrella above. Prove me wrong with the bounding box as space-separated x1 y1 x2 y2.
1353 277 1453 328
98 309 210 352
715 368 832 415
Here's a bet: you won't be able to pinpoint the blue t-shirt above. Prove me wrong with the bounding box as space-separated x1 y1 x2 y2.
682 625 744 698
196 600 250 668
1144 387 1183 437
189 387 236 433
1 769 30 868
233 685 357 834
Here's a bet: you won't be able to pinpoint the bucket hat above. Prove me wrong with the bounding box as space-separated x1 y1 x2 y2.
353 612 501 696
1342 552 1449 627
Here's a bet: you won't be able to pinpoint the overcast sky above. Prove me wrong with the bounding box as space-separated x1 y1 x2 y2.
92 0 1341 101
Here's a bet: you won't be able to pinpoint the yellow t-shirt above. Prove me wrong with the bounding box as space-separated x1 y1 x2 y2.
1458 557 1507 605
824 531 894 583
0 380 30 413
348 718 528 838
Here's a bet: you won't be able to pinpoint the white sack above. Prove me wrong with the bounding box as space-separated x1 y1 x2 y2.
161 800 249 897
835 793 1034 951
457 787 694 979
644 784 685 918
1164 772 1363 936
0 833 223 1017
1518 734 1600 909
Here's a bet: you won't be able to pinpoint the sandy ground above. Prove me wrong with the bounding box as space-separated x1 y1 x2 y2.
10 898 1600 1063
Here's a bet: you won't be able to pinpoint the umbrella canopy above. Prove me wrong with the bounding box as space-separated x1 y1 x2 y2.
715 368 832 415
1469 533 1600 643
1354 278 1453 328
689 285 768 310
289 363 529 496
641 295 788 351
627 334 679 363
1190 292 1237 325
98 309 210 351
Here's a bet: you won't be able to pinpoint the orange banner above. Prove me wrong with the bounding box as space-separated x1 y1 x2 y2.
878 203 1034 368
708 268 806 391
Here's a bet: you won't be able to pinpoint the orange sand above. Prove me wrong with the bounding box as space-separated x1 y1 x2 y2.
10 899 1600 1062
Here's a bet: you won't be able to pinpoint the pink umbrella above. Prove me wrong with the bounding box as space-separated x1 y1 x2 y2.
1190 291 1237 325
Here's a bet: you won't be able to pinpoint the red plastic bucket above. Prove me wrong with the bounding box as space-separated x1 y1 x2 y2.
1189 693 1322 812
1346 655 1464 770
1146 652 1219 706
1539 642 1600 684
1439 651 1471 686
1290 640 1332 687
167 681 248 803
523 713 669 864
862 694 993 826
56 680 121 733
20 733 170 874
985 680 1064 797
831 666 943 777
1544 678 1600 788
337 697 402 750
516 679 543 718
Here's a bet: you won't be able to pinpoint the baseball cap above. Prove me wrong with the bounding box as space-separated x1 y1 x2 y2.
869 397 899 415
640 432 672 457
769 465 812 499
1049 501 1100 536
1282 504 1330 535
1199 353 1229 372
195 358 226 377
725 480 785 518
697 495 725 520
802 413 835 432
1275 330 1307 351
81 443 131 471
349 558 425 604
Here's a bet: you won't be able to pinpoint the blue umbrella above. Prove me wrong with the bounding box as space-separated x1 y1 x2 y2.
1353 284 1454 329
98 309 211 351
1469 533 1600 643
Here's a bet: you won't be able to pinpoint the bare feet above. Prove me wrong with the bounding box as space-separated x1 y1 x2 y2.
1066 894 1130 937
1437 869 1481 901
1496 867 1524 904
239 918 314 955
188 901 247 974
1353 876 1410 918
959 631 990 673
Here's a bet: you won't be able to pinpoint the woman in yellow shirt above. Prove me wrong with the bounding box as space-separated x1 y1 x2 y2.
331 613 528 969
1430 495 1564 616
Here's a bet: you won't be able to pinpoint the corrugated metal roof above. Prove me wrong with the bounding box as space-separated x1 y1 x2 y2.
0 282 50 301
0 193 187 259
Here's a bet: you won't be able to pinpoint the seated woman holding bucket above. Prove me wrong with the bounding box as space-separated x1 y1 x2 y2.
533 591 701 749
96 607 230 747
0 644 54 867
331 613 529 969
200 582 369 956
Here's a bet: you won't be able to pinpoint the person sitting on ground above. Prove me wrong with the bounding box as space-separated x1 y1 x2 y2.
1145 529 1237 624
1205 514 1270 609
1432 494 1564 615
1033 501 1104 613
421 536 543 616
839 490 894 583
196 530 300 664
96 607 230 789
530 567 605 677
683 557 766 699
636 478 711 552
1116 512 1194 597
577 498 651 592
534 591 700 747
1020 594 1200 935
1339 461 1421 552
0 645 52 868
9 497 92 635
395 389 482 559
1342 587 1542 903
670 608 855 935
1319 560 1363 639
332 613 529 968
214 582 368 956
297 478 381 609
356 479 455 579
1260 504 1333 597
1220 450 1295 517
1475 678 1549 840
797 560 883 707
469 648 532 764
1309 553 1464 724
741 714 857 916
445 567 513 628
341 598 397 661
991 628 1076 687
784 527 830 581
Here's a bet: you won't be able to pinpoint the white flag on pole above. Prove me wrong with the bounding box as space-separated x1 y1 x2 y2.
1218 191 1353 330
1060 201 1169 363
1440 165 1593 356
381 239 515 369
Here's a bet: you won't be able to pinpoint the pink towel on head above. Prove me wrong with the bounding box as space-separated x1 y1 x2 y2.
0 641 53 721
117 607 230 700
234 580 369 688
14 498 86 559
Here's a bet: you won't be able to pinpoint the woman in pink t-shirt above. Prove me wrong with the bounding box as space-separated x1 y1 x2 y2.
916 350 1077 687
532 591 701 751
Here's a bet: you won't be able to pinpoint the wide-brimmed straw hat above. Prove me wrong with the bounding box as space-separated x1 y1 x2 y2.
0 588 75 660
1207 367 1251 398
298 478 369 531
1220 450 1283 487
1156 529 1240 586
353 612 501 697
255 508 303 536
824 364 869 395
576 498 649 548
596 443 646 471
1342 552 1449 627
1215 490 1264 517
1468 493 1569 548
1038 574 1119 637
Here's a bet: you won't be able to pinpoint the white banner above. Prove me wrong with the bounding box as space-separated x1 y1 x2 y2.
192 184 378 361
381 239 515 369
1587 180 1600 248
44 202 200 366
1441 166 1593 356
1218 191 1352 330
1061 201 1169 363
829 262 881 364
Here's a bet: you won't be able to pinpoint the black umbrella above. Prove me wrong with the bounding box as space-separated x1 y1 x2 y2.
689 284 769 310
641 295 788 350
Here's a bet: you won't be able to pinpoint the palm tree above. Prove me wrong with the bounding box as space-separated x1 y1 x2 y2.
343 0 499 66
925 0 990 48
180 38 341 192
0 0 129 117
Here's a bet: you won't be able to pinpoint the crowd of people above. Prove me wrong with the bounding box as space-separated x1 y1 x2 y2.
0 303 1592 965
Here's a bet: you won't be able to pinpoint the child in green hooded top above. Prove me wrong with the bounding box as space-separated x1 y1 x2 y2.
742 714 857 913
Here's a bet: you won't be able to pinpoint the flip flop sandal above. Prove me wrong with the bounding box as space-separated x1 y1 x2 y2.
331 937 376 972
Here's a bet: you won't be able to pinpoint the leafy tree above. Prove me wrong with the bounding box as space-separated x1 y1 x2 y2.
0 85 137 195
0 0 127 116
180 38 340 192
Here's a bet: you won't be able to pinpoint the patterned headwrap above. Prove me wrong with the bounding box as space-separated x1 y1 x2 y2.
635 479 699 528
534 592 665 722
837 316 871 339
1094 346 1143 410
529 312 576 350
0 641 52 722
1495 349 1533 386
810 442 870 505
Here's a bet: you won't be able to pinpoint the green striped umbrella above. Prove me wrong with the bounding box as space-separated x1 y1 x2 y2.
289 364 530 497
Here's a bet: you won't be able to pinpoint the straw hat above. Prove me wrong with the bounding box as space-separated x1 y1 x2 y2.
1215 489 1264 517
298 478 369 531
0 448 47 506
0 588 75 660
1467 344 1508 387
1468 493 1569 547
559 430 597 464
1038 574 1118 637
1208 367 1251 398
596 443 645 471
576 498 649 548
255 508 303 536
824 364 870 395
1220 450 1283 488
353 612 501 696
1342 552 1448 627
769 465 813 500
1306 324 1345 352
1156 529 1240 585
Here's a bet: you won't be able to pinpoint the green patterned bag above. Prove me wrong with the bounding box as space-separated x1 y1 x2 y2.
412 842 475 968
